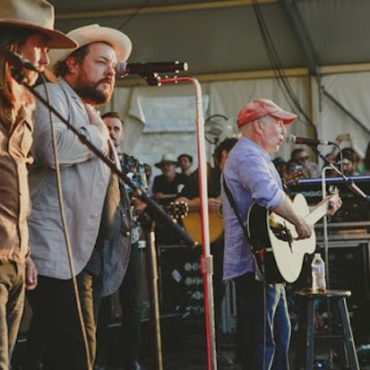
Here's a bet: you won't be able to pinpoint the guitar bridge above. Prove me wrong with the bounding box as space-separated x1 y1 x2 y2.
270 224 293 244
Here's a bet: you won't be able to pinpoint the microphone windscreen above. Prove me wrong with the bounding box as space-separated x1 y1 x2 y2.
115 61 127 76
285 135 296 144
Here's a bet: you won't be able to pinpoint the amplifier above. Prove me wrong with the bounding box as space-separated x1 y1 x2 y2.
325 241 370 343
158 245 204 318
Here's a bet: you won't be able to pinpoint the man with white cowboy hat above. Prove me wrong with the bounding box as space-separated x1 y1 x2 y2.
153 153 188 201
152 153 190 244
26 24 132 370
0 1 76 369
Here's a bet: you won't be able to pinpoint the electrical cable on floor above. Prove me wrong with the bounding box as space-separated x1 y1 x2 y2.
39 73 93 370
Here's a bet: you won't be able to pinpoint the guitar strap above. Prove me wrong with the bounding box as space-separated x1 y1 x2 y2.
222 175 264 279
222 176 248 239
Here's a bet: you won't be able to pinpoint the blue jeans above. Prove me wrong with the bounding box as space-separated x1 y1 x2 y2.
0 261 25 370
235 273 291 370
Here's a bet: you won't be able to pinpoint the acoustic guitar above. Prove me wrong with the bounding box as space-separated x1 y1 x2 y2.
165 201 189 221
247 190 338 283
182 200 224 245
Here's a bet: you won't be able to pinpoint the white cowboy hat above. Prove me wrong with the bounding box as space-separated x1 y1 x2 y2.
155 154 179 169
48 24 132 69
0 0 77 49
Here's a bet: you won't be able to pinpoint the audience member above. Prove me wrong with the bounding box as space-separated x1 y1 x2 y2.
335 147 360 177
152 154 190 244
291 148 320 178
326 133 365 174
177 153 193 176
285 159 304 185
152 154 190 204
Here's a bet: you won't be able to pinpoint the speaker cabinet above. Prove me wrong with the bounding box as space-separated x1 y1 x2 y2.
327 241 370 343
158 245 204 318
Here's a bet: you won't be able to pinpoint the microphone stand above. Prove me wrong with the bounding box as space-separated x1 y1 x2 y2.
157 76 217 370
308 144 370 203
309 144 370 290
13 70 196 370
321 166 332 289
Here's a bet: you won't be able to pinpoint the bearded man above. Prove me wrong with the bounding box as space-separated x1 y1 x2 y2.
27 24 132 370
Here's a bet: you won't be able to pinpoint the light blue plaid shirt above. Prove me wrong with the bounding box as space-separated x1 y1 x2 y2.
222 136 286 281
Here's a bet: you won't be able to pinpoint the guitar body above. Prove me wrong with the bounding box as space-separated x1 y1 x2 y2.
182 209 224 245
247 194 316 283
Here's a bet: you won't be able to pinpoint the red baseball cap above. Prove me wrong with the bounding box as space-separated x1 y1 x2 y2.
237 99 297 128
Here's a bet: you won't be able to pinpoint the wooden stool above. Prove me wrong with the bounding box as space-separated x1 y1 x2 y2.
295 289 360 370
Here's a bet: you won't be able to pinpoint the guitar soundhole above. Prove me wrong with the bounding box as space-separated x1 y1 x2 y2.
270 224 293 244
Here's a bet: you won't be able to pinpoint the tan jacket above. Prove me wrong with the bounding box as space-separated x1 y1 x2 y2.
0 107 33 262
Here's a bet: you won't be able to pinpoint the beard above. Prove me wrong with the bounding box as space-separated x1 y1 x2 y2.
74 78 113 105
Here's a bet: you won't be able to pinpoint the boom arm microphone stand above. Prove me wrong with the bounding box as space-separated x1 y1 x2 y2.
309 145 370 202
141 72 217 370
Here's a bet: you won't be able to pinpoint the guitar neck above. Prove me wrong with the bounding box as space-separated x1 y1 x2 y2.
306 198 330 225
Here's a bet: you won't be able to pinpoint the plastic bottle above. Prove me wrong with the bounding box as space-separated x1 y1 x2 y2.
311 253 326 291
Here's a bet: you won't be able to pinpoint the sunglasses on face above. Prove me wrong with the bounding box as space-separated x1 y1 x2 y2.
288 165 303 171
297 156 309 162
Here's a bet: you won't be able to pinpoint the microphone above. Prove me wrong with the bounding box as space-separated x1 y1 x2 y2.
115 61 188 76
285 134 334 146
0 49 38 71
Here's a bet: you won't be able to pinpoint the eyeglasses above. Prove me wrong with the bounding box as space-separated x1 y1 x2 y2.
297 156 309 162
288 165 303 171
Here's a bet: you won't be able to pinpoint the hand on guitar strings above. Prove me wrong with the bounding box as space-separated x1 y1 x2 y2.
175 196 221 212
293 216 313 241
326 194 342 216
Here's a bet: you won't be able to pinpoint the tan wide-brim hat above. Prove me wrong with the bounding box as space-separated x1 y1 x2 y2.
0 0 77 49
155 154 179 169
49 24 132 69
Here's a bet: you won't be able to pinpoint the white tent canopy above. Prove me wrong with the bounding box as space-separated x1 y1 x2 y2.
50 0 370 171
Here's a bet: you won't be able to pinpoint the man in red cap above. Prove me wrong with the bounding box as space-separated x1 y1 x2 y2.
221 99 341 369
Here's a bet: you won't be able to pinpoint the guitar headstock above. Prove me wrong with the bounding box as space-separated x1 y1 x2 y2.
328 185 339 198
166 201 189 220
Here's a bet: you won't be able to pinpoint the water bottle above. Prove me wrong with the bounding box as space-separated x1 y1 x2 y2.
311 253 326 291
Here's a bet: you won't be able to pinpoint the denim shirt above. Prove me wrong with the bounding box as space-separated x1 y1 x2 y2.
222 136 286 281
